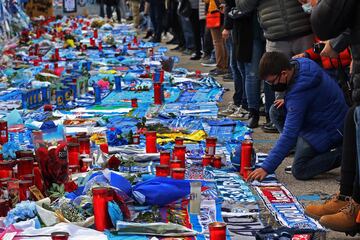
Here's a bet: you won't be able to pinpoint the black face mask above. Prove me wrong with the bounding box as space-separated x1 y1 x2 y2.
271 83 287 92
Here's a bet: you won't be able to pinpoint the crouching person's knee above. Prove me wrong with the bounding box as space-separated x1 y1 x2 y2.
292 166 312 180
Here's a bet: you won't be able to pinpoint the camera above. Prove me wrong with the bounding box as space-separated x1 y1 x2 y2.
313 42 326 54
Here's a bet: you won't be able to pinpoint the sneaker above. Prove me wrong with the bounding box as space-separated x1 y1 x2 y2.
284 165 292 174
222 74 233 82
219 102 238 116
201 59 216 67
209 69 228 76
182 49 193 55
202 54 211 61
190 53 202 60
319 198 360 232
144 30 153 39
262 122 279 133
228 107 249 120
305 193 350 220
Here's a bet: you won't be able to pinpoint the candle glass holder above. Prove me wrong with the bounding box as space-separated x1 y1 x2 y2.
156 164 170 177
160 151 171 165
208 222 227 240
0 161 13 178
131 98 138 108
67 143 80 165
78 137 91 154
190 181 202 214
19 180 32 201
132 134 140 144
202 155 213 167
212 155 222 169
170 160 182 169
51 232 70 240
145 131 157 153
92 187 113 231
171 168 185 180
17 157 34 177
175 137 184 145
206 137 217 155
240 140 253 177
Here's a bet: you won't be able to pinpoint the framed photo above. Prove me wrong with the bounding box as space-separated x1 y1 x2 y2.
63 0 76 13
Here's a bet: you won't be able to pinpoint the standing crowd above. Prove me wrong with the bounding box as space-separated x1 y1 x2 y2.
100 0 360 235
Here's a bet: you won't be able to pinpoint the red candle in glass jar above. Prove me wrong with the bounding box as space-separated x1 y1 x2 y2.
206 137 217 155
93 187 113 231
93 29 98 39
156 164 170 177
202 155 213 167
145 131 157 153
173 145 186 167
153 82 163 105
44 104 53 112
98 41 103 51
51 232 70 240
67 143 80 165
175 137 184 145
20 174 35 185
131 98 138 108
170 160 182 169
100 143 109 154
17 157 34 177
195 70 201 78
19 180 32 201
209 222 227 240
0 161 13 178
171 168 185 180
0 120 8 145
16 150 33 159
240 140 253 177
160 151 171 165
76 132 87 138
132 134 140 144
213 155 222 169
78 138 91 154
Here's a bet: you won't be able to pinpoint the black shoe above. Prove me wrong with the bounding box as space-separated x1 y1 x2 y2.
166 38 179 45
126 16 133 21
222 73 233 82
247 109 259 128
190 53 201 60
144 30 153 39
262 122 279 133
182 48 193 55
209 69 228 76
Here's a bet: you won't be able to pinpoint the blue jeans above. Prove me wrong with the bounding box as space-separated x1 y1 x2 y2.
270 105 342 180
355 106 360 182
180 16 194 50
243 39 264 110
228 33 247 107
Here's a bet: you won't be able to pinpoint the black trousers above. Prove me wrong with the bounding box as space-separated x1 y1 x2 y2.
100 0 121 22
189 9 202 55
149 0 165 40
340 106 360 203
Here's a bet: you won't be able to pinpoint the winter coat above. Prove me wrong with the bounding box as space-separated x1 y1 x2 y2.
261 58 348 174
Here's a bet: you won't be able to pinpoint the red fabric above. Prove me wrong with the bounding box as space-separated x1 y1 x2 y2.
304 37 352 69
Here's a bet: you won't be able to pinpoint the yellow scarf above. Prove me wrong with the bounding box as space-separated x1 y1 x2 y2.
208 0 218 12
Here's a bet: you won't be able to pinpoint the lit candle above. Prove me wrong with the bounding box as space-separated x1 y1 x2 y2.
131 98 138 108
92 187 113 231
171 168 185 180
78 137 91 154
17 157 34 177
51 232 70 240
202 155 213 167
212 155 222 169
206 137 217 155
175 137 184 145
240 140 253 177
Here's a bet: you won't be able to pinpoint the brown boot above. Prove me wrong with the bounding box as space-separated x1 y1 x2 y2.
319 198 360 232
304 193 350 220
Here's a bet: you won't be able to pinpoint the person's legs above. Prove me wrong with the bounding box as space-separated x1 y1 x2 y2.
130 0 140 27
352 106 360 203
114 0 121 22
106 3 112 19
269 104 285 132
210 27 228 71
189 9 201 58
100 0 105 17
203 27 214 58
291 137 342 180
180 16 195 50
153 0 165 41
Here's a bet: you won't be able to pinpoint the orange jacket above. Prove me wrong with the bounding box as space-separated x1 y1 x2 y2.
304 38 351 69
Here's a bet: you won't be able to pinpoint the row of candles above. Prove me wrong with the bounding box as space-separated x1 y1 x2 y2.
91 186 227 239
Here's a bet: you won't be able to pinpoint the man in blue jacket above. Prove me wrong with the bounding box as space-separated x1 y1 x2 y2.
247 51 348 181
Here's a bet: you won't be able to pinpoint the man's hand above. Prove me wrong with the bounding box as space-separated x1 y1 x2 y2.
320 41 339 58
293 53 305 59
274 99 285 108
222 29 230 40
247 168 268 182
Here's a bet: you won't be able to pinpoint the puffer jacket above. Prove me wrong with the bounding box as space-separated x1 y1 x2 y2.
311 0 360 104
235 0 312 41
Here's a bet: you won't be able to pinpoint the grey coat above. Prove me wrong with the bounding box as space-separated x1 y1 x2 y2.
235 0 312 41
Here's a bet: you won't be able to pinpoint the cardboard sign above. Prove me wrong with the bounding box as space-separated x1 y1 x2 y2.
25 0 54 17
